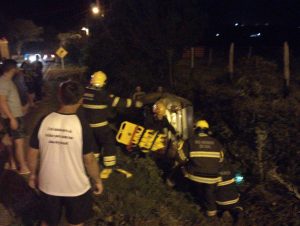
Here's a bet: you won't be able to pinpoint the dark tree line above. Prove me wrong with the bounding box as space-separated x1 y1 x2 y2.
86 0 208 91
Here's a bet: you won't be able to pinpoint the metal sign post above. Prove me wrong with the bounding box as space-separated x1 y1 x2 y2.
61 57 65 69
55 47 68 69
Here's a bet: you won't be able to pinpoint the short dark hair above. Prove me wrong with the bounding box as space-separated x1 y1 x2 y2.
59 80 84 105
0 59 17 75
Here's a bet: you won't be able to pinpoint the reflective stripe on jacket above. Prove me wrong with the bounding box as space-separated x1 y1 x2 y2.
183 133 224 184
83 86 134 125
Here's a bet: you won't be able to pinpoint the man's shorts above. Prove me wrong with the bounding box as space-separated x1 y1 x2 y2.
4 117 26 140
40 190 93 225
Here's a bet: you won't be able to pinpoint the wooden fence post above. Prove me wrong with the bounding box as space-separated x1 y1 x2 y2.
167 49 174 87
228 42 235 79
255 126 268 182
191 47 195 69
189 47 195 79
283 41 290 87
247 46 253 59
208 48 213 66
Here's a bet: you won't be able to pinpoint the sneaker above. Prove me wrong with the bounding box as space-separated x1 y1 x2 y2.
232 206 245 226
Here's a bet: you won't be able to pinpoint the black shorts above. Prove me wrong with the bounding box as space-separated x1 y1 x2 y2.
4 117 26 140
40 190 93 225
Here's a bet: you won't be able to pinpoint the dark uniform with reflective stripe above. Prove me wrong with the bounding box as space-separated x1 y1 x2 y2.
216 160 242 214
179 133 224 215
83 86 134 167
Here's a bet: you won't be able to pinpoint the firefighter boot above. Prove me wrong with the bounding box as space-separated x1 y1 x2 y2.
166 177 176 188
115 168 133 178
231 206 244 226
100 168 113 179
100 155 117 179
206 210 217 217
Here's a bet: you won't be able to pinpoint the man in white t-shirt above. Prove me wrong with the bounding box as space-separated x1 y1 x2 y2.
27 80 103 226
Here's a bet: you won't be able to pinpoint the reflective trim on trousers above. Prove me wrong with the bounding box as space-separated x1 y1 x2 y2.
216 196 240 206
103 156 116 161
184 171 222 184
103 156 116 167
83 104 108 109
89 121 109 128
218 178 235 186
206 210 217 217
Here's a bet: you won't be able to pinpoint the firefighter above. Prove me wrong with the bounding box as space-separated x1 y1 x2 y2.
179 120 224 217
177 120 243 223
132 86 146 101
216 160 244 225
144 102 177 135
83 71 142 179
142 102 179 153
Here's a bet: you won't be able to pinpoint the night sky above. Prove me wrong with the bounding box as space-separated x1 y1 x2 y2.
1 0 300 32
0 0 89 31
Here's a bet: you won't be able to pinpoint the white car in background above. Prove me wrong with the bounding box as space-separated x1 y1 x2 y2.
24 53 55 63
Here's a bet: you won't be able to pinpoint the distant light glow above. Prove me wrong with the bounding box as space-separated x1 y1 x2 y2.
29 55 36 63
51 54 55 58
234 23 239 27
216 33 220 37
81 27 90 36
235 173 244 184
250 32 262 38
43 54 48 60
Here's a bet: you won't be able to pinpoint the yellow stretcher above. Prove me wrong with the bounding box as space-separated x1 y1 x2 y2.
116 121 167 152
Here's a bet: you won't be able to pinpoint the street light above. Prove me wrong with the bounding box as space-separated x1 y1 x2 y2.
91 5 100 15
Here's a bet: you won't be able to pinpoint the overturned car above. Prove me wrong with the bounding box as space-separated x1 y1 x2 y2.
115 92 194 155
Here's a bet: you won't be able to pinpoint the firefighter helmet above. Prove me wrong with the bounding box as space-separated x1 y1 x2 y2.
90 71 107 87
153 102 166 120
196 120 209 129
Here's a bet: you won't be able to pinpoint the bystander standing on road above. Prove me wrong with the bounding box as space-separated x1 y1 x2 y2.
0 59 30 174
21 60 36 107
27 80 103 226
13 68 31 114
132 86 146 101
32 55 43 101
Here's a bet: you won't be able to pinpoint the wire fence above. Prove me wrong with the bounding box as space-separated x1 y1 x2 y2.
181 42 300 81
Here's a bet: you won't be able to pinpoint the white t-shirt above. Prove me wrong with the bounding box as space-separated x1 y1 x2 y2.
30 112 95 196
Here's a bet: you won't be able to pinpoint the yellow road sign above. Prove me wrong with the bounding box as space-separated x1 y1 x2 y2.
56 47 68 58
